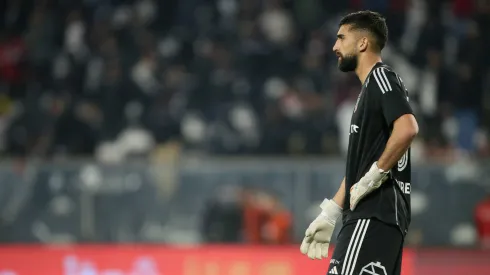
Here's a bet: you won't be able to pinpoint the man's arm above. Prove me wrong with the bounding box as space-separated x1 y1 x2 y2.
332 177 346 208
377 114 419 171
374 68 418 171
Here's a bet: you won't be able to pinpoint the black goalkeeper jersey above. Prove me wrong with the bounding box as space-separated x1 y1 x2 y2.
343 62 414 236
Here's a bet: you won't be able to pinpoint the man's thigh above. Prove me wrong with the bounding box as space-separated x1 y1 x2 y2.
328 219 403 275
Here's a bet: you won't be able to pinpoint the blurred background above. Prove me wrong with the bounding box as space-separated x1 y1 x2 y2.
0 0 490 274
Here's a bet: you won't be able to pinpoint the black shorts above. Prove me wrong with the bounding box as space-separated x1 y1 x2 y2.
327 218 404 275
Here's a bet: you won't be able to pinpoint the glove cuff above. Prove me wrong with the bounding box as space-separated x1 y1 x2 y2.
373 161 388 174
367 162 389 181
320 199 342 224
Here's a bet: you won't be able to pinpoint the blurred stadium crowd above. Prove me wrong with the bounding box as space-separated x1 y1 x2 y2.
0 0 489 161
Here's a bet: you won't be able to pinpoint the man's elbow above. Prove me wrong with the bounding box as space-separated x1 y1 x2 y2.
405 122 419 140
395 114 419 141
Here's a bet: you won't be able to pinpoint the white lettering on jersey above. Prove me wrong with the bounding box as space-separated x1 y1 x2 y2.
395 179 411 194
350 124 359 134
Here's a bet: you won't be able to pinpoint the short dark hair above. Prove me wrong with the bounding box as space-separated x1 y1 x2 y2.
339 11 388 51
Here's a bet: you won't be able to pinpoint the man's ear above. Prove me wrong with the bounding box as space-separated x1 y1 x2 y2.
358 37 368 52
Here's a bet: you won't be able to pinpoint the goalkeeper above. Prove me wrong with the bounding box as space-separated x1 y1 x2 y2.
300 11 419 275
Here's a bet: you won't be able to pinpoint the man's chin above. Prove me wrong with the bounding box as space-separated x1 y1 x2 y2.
338 64 354 72
337 55 357 72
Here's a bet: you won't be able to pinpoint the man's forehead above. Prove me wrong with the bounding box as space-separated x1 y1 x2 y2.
337 25 368 39
337 24 354 35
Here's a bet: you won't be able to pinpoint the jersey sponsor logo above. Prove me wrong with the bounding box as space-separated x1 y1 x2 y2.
350 124 359 135
397 151 408 171
360 262 387 275
372 68 392 94
329 266 339 274
395 178 411 194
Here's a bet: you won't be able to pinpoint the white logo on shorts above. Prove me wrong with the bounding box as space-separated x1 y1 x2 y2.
360 262 387 275
328 266 339 274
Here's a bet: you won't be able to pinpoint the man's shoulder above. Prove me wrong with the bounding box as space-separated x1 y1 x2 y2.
367 65 403 94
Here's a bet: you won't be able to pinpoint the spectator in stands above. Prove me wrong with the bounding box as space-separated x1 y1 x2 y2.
242 188 291 244
261 193 292 244
452 21 484 155
201 185 244 243
474 191 490 249
242 187 267 244
0 29 27 98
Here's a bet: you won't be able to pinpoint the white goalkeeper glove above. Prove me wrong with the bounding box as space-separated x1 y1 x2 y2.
350 162 389 211
300 199 342 260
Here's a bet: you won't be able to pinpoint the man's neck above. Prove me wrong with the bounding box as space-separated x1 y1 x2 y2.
355 55 383 84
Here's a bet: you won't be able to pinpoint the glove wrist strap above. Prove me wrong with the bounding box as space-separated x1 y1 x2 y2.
373 161 389 174
365 162 389 184
320 199 342 224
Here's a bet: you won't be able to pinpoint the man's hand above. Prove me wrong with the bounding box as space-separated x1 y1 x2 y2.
350 162 389 210
300 199 342 260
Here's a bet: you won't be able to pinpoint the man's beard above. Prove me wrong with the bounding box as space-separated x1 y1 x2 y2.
338 54 358 72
